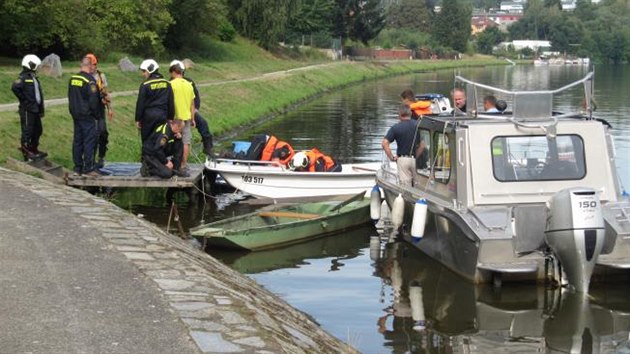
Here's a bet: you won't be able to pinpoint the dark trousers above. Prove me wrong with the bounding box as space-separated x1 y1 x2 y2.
72 118 97 173
19 108 43 149
140 115 167 143
142 140 183 178
194 112 212 144
95 118 109 159
143 156 174 178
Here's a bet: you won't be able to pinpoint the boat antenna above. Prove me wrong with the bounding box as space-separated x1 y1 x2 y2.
590 66 596 120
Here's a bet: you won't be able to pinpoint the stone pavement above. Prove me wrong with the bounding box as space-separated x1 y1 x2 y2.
0 167 358 354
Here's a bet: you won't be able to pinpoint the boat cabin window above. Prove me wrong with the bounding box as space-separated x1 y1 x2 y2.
491 135 586 182
416 129 431 171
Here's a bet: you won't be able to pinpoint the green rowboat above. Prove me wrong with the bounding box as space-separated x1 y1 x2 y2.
190 196 371 251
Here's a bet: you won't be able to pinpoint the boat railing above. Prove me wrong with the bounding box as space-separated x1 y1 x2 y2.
455 72 595 125
208 158 287 170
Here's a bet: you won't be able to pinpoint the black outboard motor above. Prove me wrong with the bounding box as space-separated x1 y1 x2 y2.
545 188 605 293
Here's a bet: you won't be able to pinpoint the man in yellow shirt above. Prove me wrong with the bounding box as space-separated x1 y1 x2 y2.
169 60 195 174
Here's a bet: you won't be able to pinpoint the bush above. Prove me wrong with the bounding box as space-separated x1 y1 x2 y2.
218 20 236 42
372 28 431 51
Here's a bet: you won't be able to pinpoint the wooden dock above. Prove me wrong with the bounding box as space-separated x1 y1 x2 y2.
66 162 205 188
6 158 205 189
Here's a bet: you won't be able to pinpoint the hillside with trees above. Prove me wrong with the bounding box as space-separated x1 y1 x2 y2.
1 0 628 63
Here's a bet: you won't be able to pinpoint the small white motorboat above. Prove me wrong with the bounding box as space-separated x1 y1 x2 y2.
205 158 382 199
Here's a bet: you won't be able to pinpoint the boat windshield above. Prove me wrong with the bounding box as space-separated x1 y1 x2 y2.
491 135 586 182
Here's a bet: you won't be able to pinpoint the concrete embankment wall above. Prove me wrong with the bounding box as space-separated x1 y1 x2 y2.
0 167 358 354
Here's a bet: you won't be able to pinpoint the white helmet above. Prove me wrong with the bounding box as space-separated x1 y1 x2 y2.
21 54 41 71
169 59 185 71
139 59 159 73
289 152 309 171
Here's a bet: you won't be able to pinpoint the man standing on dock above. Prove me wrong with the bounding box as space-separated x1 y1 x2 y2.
171 60 214 157
68 56 101 177
135 59 174 143
12 54 46 160
168 60 195 175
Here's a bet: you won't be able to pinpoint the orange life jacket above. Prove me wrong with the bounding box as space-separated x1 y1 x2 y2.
409 100 432 116
260 135 294 165
304 148 337 172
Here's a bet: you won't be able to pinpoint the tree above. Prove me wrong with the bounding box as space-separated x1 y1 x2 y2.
432 0 472 52
548 15 583 54
288 0 335 35
509 0 561 40
88 0 173 56
475 26 504 54
473 0 498 11
165 0 228 51
347 0 386 44
386 0 433 33
544 0 562 10
574 0 597 22
331 0 386 45
587 2 630 63
227 0 299 49
0 0 173 56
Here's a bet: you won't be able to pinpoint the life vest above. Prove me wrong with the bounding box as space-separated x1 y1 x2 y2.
409 100 432 116
260 135 294 165
304 148 337 172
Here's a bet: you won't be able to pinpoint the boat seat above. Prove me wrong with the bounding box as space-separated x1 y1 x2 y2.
258 211 321 219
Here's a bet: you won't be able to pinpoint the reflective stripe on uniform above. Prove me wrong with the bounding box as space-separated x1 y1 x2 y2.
155 123 174 143
70 75 89 87
144 79 168 90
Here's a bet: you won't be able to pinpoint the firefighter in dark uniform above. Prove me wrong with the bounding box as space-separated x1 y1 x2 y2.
68 56 101 177
170 60 214 156
141 119 185 178
135 59 174 143
11 54 46 160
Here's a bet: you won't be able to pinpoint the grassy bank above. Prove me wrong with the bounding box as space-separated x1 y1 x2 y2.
0 40 505 168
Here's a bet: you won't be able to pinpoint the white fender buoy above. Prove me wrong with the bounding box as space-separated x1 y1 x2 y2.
409 284 426 331
391 194 405 230
380 200 390 221
370 185 382 221
411 199 428 241
369 235 381 261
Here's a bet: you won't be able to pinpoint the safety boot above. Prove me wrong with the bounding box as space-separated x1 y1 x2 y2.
19 145 37 161
203 139 213 157
32 145 48 159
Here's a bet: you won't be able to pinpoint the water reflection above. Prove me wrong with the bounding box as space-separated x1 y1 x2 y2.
213 225 372 274
374 240 630 354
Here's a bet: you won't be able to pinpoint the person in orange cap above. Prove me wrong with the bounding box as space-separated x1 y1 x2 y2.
400 89 431 120
85 53 114 168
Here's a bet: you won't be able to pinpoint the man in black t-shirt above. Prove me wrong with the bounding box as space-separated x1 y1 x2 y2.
382 105 423 186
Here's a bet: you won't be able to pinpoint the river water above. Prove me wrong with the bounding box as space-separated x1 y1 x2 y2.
118 64 630 354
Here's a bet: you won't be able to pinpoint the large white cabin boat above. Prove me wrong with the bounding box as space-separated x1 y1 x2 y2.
376 72 630 293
